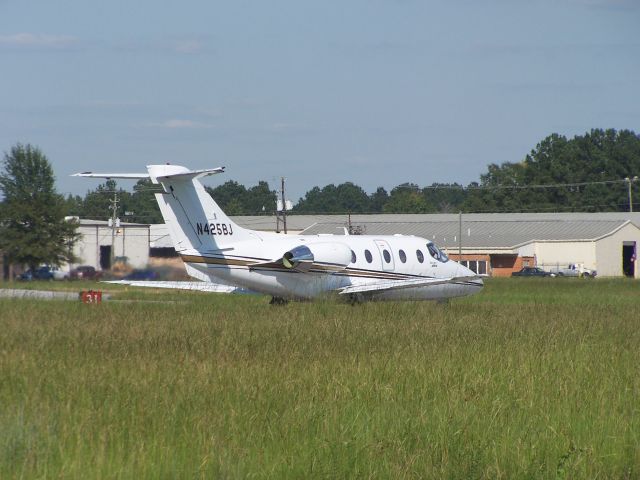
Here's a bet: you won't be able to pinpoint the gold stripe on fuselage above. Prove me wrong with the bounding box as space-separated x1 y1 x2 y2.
180 254 431 281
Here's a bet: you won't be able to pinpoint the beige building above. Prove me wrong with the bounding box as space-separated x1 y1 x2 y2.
299 213 640 278
148 212 640 278
73 219 150 271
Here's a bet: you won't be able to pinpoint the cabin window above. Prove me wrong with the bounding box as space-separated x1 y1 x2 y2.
416 250 424 263
427 242 449 263
383 249 391 263
399 249 407 263
351 250 356 263
365 249 373 263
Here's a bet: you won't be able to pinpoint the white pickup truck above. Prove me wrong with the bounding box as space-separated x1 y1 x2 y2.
549 263 597 278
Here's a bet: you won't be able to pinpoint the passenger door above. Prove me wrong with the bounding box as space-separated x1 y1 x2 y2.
374 239 395 271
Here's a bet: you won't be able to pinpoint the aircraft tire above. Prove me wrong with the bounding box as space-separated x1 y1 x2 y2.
269 296 289 306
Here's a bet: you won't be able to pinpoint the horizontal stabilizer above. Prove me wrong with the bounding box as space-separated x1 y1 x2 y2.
72 166 225 180
155 167 225 180
72 172 149 179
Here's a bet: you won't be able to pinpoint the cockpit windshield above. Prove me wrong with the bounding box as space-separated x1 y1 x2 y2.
427 242 449 263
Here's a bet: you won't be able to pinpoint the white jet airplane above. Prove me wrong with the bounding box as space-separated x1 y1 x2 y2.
74 164 483 303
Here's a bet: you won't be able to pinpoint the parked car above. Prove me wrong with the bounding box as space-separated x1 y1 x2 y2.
70 265 101 280
548 263 597 278
18 266 55 281
511 267 554 277
124 269 158 281
50 266 70 280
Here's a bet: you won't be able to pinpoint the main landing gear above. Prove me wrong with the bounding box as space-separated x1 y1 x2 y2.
347 293 365 305
269 296 289 306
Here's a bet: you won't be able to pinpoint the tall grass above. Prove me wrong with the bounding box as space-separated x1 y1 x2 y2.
1 279 638 478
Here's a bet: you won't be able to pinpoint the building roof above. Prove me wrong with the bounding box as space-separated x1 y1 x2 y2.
300 218 632 250
148 216 329 248
236 211 640 231
229 215 333 232
148 212 640 251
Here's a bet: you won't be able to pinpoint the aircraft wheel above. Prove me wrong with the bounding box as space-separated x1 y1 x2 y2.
269 296 289 306
348 293 365 305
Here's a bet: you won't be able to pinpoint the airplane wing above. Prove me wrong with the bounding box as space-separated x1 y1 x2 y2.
338 275 484 295
247 258 313 272
104 280 251 294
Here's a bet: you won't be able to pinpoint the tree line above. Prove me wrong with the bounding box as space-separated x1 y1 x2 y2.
2 129 639 273
68 128 640 218
293 129 640 214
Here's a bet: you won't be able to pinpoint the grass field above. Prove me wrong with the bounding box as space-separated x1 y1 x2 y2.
1 279 638 478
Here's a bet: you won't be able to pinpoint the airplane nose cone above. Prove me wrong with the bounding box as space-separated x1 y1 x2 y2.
455 263 474 277
455 262 484 293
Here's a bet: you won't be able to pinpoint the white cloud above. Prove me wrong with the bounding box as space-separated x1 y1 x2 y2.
0 33 78 49
269 122 297 132
172 39 204 54
112 36 214 55
154 119 214 129
567 0 639 8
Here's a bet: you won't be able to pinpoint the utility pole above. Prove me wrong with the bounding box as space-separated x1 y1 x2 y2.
458 211 462 260
625 176 638 213
109 191 119 269
281 177 287 234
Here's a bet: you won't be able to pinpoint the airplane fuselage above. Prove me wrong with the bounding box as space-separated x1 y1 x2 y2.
181 233 482 301
75 164 483 302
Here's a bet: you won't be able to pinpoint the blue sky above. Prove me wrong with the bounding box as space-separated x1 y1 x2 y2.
1 0 638 201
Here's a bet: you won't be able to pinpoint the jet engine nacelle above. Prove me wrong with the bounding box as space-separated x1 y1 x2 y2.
282 242 352 272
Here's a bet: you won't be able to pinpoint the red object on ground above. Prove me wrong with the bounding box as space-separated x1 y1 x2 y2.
80 290 102 304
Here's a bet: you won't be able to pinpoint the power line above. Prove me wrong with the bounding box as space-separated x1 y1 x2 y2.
459 179 627 191
61 177 635 197
280 201 638 216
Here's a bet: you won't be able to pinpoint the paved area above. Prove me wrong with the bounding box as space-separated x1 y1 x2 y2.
0 289 109 301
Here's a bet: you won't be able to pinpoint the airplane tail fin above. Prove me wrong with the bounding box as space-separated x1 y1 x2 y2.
148 165 253 253
73 164 256 253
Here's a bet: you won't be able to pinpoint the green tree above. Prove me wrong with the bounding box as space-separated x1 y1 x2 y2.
81 179 129 220
464 162 528 212
294 182 370 213
464 129 640 212
423 183 467 213
335 182 370 213
206 181 248 213
369 187 389 213
128 179 163 223
384 183 433 213
64 194 84 217
206 180 276 215
244 181 277 215
75 179 162 224
293 186 331 213
0 144 79 271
